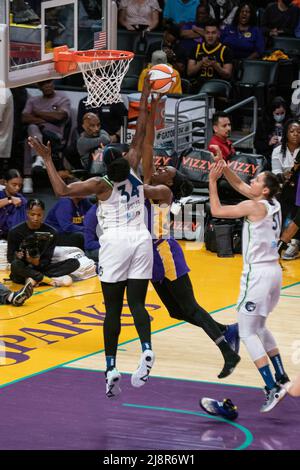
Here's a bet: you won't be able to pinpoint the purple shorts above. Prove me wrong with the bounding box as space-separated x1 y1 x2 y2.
152 238 190 283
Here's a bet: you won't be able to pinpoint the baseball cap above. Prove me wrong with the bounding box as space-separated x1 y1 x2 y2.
151 50 168 65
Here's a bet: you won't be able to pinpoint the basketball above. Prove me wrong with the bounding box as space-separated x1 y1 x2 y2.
148 64 177 94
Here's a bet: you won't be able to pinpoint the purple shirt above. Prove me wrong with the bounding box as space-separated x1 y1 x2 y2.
23 91 71 138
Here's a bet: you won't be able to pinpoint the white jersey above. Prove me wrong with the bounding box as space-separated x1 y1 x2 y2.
242 198 281 266
97 169 147 238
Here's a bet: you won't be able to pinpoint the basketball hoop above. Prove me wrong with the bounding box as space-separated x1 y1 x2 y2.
53 46 134 107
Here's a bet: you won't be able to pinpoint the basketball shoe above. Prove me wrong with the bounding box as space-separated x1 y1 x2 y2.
276 372 291 390
200 397 238 421
260 385 287 413
131 350 155 387
105 368 121 398
51 275 73 287
10 279 34 306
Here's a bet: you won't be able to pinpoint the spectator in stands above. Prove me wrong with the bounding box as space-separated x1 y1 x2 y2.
262 0 299 44
208 111 235 160
138 50 182 94
255 96 291 168
271 119 300 177
0 88 13 169
84 203 100 263
272 119 300 249
179 3 213 54
187 19 234 94
163 0 200 26
0 169 27 240
118 0 161 31
77 113 111 173
77 98 127 141
208 0 239 29
22 80 71 193
146 22 187 76
45 195 92 251
221 3 265 60
7 198 80 287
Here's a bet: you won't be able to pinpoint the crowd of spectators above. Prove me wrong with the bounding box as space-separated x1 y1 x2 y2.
1 0 300 263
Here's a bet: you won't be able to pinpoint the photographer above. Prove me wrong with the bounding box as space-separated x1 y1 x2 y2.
7 199 80 286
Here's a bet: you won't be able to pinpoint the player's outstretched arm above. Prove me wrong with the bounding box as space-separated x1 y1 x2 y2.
222 161 253 199
126 78 152 172
142 93 161 184
144 184 173 205
28 137 106 197
209 162 256 219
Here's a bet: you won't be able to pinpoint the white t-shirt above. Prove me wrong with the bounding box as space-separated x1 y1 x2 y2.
271 145 300 174
0 89 13 159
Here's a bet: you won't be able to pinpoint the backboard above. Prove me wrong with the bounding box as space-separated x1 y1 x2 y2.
0 0 118 88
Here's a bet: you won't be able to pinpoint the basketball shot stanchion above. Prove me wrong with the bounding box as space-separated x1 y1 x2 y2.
53 46 134 107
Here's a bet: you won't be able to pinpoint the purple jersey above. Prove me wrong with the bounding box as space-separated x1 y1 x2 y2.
145 199 190 282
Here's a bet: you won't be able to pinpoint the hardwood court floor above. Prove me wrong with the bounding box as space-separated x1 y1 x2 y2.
1 243 300 450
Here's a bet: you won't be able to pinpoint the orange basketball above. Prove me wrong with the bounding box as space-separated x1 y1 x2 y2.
148 64 177 93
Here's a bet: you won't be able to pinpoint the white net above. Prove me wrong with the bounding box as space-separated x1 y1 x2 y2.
77 54 133 107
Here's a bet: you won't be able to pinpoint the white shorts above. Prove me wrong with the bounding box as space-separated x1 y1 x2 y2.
237 262 282 317
98 229 153 283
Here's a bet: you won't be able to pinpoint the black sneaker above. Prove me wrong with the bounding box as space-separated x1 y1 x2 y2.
11 280 33 306
276 372 291 388
218 351 241 379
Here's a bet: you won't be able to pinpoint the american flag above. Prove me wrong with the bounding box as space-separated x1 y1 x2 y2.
93 30 107 50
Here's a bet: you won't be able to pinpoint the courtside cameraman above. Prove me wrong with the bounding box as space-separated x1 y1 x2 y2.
7 199 80 287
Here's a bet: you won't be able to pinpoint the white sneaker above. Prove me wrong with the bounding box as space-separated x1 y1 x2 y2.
260 385 287 413
131 350 155 388
32 155 46 169
106 368 121 398
51 275 73 287
23 177 33 194
282 240 299 260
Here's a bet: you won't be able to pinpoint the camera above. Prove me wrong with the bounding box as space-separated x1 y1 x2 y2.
19 232 54 259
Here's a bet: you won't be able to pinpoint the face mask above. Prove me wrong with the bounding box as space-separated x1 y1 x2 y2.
216 0 226 6
273 113 285 123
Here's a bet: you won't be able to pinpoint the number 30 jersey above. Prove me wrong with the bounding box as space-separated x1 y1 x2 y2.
242 198 281 266
97 169 147 236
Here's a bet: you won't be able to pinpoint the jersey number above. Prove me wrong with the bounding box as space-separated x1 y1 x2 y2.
118 185 139 202
272 213 280 231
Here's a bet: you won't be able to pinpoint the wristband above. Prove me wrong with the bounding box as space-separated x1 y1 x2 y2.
277 240 288 255
7 196 12 202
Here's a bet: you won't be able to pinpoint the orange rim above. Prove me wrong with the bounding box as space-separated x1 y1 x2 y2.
53 46 134 64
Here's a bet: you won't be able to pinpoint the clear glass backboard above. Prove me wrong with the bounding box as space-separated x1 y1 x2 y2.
0 0 118 87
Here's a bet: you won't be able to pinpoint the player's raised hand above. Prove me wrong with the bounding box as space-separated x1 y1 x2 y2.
209 161 224 181
209 144 223 162
28 137 52 162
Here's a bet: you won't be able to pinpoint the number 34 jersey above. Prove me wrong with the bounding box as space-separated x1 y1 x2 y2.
97 169 147 237
242 198 281 266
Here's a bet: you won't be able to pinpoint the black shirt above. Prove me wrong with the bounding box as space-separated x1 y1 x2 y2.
7 222 57 269
189 41 233 80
